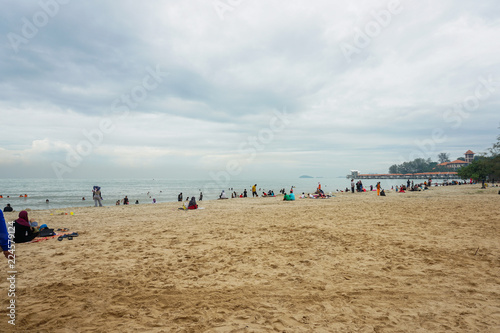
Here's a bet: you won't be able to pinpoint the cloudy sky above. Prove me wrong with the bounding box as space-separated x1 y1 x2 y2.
1 0 499 180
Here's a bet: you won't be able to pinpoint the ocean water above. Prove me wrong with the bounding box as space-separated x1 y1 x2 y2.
0 177 456 211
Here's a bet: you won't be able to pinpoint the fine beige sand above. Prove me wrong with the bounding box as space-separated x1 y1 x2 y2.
1 184 499 332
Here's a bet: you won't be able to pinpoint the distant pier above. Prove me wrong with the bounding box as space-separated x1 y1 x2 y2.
346 171 459 180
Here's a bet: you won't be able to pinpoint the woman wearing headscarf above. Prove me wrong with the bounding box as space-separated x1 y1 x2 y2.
187 197 198 210
93 186 103 207
14 210 39 243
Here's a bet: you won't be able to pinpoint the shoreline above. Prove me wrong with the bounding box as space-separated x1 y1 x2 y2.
1 179 487 213
0 177 472 212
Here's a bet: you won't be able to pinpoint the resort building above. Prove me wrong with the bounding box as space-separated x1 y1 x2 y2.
437 150 475 170
464 150 475 163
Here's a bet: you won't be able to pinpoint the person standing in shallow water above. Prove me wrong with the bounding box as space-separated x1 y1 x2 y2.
93 186 102 207
351 179 355 193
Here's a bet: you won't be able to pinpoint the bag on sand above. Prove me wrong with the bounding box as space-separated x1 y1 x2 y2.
39 228 56 237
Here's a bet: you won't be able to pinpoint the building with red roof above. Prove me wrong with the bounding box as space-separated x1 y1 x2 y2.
437 150 475 169
465 150 475 163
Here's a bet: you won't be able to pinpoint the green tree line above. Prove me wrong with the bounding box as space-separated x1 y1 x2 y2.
388 158 449 174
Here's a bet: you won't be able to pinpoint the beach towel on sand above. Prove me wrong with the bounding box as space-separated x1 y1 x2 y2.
27 232 75 243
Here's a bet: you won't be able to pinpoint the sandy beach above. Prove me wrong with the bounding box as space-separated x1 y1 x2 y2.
1 184 499 332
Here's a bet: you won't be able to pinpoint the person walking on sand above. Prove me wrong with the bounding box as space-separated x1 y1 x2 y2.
252 184 257 197
93 186 103 207
376 182 381 196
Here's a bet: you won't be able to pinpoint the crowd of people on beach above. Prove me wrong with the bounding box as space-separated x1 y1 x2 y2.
341 177 499 196
87 177 493 209
1 178 497 214
1 178 498 261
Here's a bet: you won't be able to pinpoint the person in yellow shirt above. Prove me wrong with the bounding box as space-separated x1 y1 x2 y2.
252 184 257 197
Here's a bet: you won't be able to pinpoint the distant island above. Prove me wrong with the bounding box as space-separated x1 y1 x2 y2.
299 175 314 178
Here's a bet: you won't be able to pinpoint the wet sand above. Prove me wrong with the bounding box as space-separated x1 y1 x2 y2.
1 184 499 332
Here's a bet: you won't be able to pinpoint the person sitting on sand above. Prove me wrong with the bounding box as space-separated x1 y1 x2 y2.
219 190 228 199
14 211 39 243
187 197 198 210
116 200 120 205
122 196 129 205
3 203 13 212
